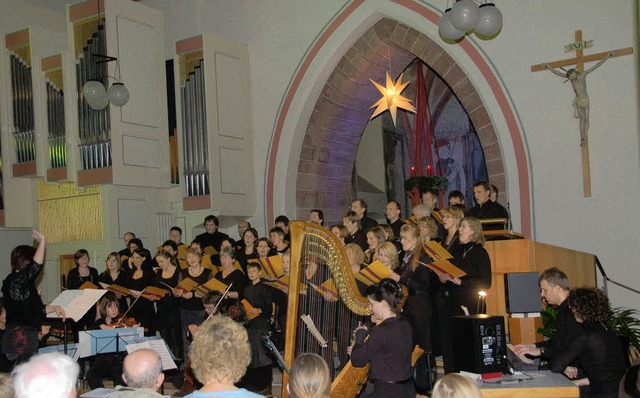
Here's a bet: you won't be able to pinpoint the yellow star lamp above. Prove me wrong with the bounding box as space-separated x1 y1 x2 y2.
369 71 416 126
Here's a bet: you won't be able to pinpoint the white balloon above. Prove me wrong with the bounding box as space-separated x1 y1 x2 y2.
475 3 503 37
439 9 466 41
108 83 130 107
450 0 480 32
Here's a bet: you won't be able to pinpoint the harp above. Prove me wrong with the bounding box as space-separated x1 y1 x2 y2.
282 221 372 398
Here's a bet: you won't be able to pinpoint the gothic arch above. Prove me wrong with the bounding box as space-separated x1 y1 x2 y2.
294 18 506 223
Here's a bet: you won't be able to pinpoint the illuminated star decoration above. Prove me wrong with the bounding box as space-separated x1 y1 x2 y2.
369 71 416 126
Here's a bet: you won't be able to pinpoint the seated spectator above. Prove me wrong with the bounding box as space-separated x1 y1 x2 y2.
110 349 164 398
186 316 262 397
13 352 79 398
288 353 330 398
431 373 482 398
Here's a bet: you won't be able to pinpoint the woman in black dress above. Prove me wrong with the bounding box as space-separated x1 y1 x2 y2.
350 279 415 398
66 249 101 337
390 223 434 352
154 249 182 360
552 288 627 398
1 230 65 364
98 252 128 312
176 247 213 361
438 217 492 372
214 247 245 300
124 248 156 336
235 228 260 273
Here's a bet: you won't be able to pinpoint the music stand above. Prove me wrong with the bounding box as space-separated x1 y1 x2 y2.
47 289 108 354
79 327 144 384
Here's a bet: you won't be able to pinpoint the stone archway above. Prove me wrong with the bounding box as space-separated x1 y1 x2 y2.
295 18 505 223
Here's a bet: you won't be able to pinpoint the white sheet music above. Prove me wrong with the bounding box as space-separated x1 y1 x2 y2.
47 289 107 322
125 339 177 370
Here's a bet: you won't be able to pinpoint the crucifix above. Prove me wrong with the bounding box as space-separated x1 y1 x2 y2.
531 30 633 197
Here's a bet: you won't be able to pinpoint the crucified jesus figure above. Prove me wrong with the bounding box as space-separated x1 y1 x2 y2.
543 51 614 146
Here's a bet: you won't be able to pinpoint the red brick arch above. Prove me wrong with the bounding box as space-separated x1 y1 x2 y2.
295 18 505 223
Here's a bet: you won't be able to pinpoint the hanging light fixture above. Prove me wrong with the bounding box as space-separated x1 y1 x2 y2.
82 54 129 110
438 0 503 43
439 8 466 41
80 0 129 110
450 0 479 32
475 3 503 37
369 71 416 127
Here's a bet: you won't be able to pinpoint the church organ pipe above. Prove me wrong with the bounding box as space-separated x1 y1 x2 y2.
76 26 111 170
181 61 209 197
10 53 35 164
46 81 66 169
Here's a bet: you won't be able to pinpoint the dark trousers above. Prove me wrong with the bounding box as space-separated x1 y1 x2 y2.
86 354 125 389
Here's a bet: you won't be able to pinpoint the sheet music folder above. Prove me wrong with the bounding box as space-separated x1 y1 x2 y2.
46 289 107 322
78 327 144 358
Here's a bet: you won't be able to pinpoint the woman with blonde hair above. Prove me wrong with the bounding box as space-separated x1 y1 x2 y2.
288 353 330 398
390 224 435 352
440 206 465 252
375 242 399 271
187 316 262 397
431 373 482 398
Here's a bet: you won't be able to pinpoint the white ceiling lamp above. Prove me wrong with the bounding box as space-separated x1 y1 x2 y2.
439 8 466 41
82 54 129 110
438 0 503 43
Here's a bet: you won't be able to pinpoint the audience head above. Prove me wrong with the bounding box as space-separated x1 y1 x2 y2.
13 352 79 398
350 199 368 218
288 353 331 398
567 287 611 323
412 204 430 219
309 209 324 226
344 243 365 267
11 244 36 272
538 267 570 306
448 190 465 206
473 181 491 205
203 215 219 233
366 278 403 315
458 217 484 245
385 201 402 223
376 241 399 271
431 373 483 398
169 226 183 244
190 316 251 386
122 349 164 391
421 189 438 211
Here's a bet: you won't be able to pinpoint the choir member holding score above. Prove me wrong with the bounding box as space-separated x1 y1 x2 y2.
154 250 183 360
